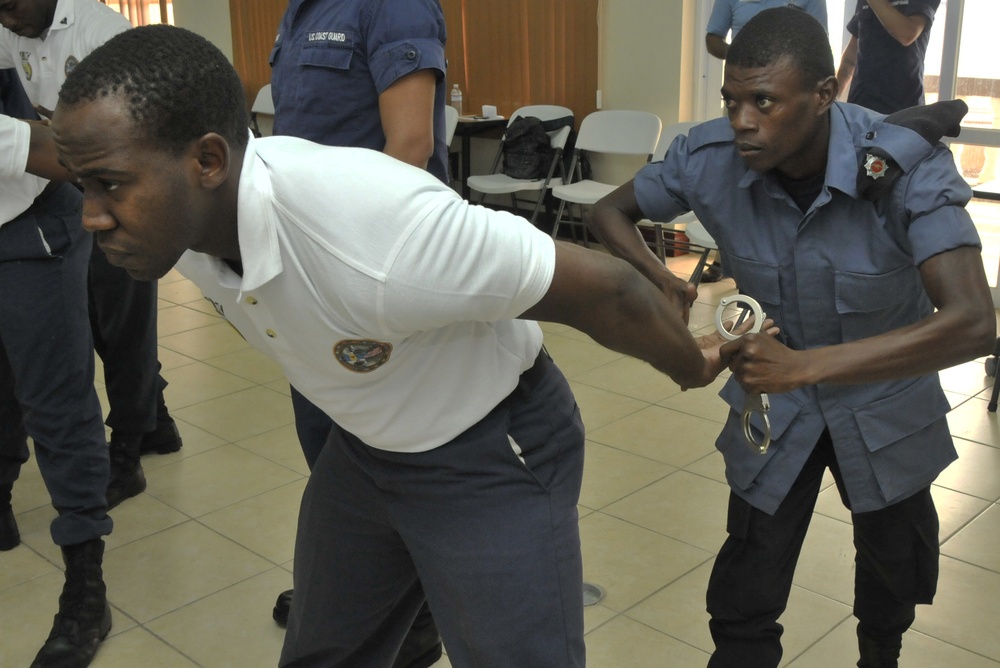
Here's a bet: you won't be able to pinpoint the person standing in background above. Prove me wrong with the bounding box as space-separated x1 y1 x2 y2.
266 1 448 666
0 0 183 515
0 67 112 668
706 0 828 61
836 0 940 114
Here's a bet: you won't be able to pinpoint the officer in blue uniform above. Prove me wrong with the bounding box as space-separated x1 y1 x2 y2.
589 8 995 668
267 2 449 666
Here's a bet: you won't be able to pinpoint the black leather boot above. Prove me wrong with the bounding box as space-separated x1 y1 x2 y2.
31 538 112 668
0 483 19 551
857 626 902 668
106 432 146 509
139 391 182 456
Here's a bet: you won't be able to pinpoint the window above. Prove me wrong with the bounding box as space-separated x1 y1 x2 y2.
99 0 172 26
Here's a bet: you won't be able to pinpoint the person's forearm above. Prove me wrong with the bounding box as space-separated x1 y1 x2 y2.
706 33 729 60
27 121 75 181
836 38 857 99
866 0 928 45
587 182 674 286
520 243 714 388
560 256 710 387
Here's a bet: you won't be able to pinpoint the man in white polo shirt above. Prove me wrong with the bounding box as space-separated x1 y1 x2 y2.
50 26 756 667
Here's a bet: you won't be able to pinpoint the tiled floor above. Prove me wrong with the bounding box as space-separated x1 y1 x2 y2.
4 255 1000 667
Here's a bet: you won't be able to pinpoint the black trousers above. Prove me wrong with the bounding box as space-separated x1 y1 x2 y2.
706 430 939 668
87 240 166 435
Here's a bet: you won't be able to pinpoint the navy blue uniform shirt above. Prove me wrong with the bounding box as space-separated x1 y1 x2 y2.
269 0 449 183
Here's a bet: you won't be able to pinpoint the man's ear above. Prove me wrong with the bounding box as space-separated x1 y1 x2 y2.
192 133 231 190
816 75 838 114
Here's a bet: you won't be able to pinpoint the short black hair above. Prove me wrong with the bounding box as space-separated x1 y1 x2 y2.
727 7 835 90
59 24 249 154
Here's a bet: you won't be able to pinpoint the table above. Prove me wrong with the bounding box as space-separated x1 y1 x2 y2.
453 116 507 200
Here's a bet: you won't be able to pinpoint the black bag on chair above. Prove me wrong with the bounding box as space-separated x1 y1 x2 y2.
502 116 556 180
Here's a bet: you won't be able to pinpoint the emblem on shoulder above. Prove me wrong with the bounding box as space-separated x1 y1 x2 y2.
863 153 887 179
334 340 392 373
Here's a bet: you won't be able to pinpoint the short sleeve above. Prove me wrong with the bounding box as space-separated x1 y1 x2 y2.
846 0 861 36
803 0 828 32
706 0 734 38
365 0 447 94
381 200 556 333
634 134 695 224
903 145 982 265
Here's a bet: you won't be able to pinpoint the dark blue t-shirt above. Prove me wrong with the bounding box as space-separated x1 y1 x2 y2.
847 0 940 114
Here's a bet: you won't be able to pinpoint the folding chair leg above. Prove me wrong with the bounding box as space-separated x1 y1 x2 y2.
688 249 712 287
551 199 569 240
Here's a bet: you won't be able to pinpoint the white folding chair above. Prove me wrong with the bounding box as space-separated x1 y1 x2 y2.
444 104 459 147
550 110 661 243
466 105 574 225
250 83 275 138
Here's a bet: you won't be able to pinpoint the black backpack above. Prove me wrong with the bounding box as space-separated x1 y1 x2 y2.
502 116 557 180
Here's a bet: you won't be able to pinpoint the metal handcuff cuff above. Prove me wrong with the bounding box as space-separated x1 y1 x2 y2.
715 295 771 455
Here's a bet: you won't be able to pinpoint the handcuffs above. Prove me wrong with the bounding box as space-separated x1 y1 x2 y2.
715 295 772 455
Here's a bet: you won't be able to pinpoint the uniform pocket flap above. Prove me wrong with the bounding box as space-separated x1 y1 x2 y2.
300 40 354 70
834 264 921 314
853 376 950 452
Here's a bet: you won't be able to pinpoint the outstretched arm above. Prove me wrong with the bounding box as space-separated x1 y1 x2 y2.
586 180 697 319
520 242 717 389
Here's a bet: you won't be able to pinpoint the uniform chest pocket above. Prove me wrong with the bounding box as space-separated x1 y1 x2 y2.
724 254 782 318
299 38 354 71
834 264 925 342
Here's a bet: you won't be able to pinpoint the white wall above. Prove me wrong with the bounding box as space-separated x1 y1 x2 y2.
172 0 233 63
593 0 689 184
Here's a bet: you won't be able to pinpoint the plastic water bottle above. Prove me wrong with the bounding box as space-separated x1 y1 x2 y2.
450 84 463 116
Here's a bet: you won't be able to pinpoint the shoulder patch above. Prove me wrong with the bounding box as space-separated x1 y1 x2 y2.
334 339 392 373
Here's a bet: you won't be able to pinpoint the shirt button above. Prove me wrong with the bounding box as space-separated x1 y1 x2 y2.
405 49 417 60
865 131 876 140
265 329 277 338
245 296 258 305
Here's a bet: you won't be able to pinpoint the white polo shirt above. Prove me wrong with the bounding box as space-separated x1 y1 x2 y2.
177 137 555 452
0 113 45 226
0 0 130 109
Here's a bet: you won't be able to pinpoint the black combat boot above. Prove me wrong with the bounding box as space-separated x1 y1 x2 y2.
0 483 19 551
857 626 902 668
139 390 182 456
106 432 146 509
31 538 112 668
